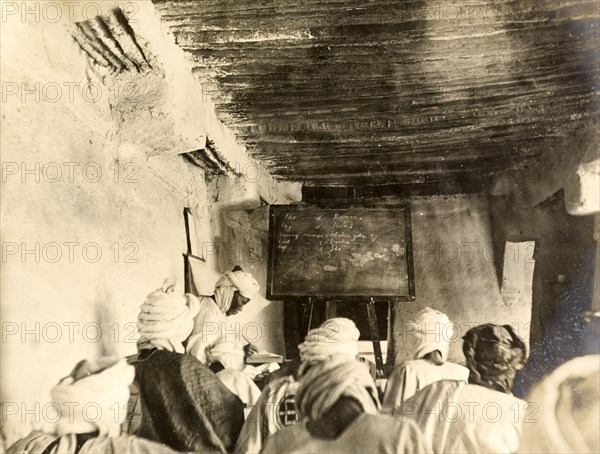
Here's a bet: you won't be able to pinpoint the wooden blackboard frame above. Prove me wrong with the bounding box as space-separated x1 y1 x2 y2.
267 203 415 301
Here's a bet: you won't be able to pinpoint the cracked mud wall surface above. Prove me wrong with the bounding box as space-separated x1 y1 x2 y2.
392 195 533 369
0 9 222 446
203 185 286 357
390 192 595 396
0 4 292 445
491 192 597 394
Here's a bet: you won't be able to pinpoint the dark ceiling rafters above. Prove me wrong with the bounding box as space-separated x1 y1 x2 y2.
153 0 599 190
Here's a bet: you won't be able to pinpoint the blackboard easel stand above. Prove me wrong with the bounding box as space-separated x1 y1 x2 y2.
302 296 385 379
367 298 385 378
301 297 314 336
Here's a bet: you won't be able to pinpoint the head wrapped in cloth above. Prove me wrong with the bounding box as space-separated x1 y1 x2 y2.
296 357 380 422
406 307 453 361
137 279 200 353
206 342 245 371
213 271 260 313
51 358 134 437
297 318 361 377
518 355 600 454
463 324 527 394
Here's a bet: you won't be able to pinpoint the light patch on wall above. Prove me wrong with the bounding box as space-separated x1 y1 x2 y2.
565 158 600 216
501 241 535 315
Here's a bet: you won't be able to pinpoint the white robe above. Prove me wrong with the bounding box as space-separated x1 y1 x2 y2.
398 380 524 454
186 296 243 364
235 376 300 454
216 369 262 419
383 359 469 411
261 413 431 454
7 431 181 454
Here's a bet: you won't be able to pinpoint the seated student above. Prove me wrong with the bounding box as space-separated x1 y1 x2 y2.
206 341 262 418
397 323 528 454
7 358 181 454
261 357 432 454
235 318 362 454
186 266 261 365
235 373 300 454
188 266 263 416
383 308 469 411
519 355 600 454
133 279 245 453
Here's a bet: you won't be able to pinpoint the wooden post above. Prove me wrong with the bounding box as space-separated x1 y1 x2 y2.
367 297 385 378
302 297 315 335
183 207 193 255
183 208 192 293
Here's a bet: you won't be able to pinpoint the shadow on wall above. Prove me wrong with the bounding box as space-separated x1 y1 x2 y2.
392 194 532 367
491 190 597 395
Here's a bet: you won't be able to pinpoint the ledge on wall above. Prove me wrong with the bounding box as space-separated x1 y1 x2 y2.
209 172 302 211
68 1 303 207
491 121 599 215
565 157 600 216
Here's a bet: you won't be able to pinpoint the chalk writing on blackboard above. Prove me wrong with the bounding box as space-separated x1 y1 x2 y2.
268 205 415 299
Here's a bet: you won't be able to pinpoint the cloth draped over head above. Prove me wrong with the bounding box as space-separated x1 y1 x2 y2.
213 271 260 313
51 358 134 437
406 307 453 361
137 279 200 353
206 341 245 371
295 358 380 422
463 323 528 394
297 318 360 376
519 355 600 454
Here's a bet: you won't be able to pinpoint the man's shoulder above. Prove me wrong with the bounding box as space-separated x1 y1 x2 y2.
463 383 525 405
360 413 404 428
134 349 213 380
442 361 470 376
361 414 426 438
262 422 309 453
83 434 182 454
7 431 57 454
265 375 298 391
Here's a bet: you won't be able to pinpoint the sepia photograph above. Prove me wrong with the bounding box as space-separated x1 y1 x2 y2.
1 1 598 453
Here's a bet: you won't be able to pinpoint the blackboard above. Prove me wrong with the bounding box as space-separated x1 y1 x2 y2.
267 204 415 300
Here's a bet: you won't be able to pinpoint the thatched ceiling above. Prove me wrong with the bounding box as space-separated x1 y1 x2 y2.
153 0 599 190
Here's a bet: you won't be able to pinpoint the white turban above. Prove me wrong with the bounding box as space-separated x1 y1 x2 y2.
214 271 260 313
519 355 600 454
298 318 360 376
206 341 245 371
137 279 200 353
406 307 453 361
296 357 380 421
51 358 134 437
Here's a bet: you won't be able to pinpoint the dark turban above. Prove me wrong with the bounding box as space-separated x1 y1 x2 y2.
463 324 528 394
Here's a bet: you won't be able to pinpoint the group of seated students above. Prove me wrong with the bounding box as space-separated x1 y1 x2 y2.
7 272 599 454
